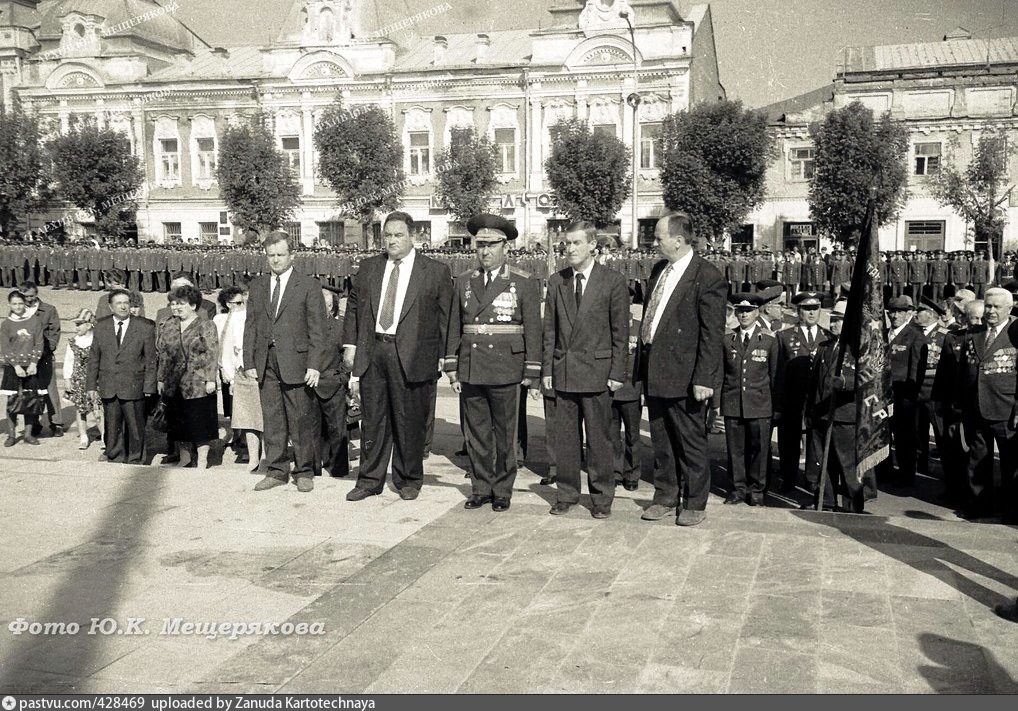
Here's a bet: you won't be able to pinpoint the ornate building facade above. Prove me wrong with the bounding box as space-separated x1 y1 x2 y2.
752 30 1018 255
1 0 724 247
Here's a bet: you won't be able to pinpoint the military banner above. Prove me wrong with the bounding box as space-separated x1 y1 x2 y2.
840 200 891 474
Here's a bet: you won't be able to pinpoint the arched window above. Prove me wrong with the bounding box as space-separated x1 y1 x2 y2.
318 7 336 43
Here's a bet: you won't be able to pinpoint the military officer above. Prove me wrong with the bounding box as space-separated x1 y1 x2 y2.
775 291 831 492
972 250 990 298
889 251 908 298
781 250 801 302
907 251 928 302
883 296 928 488
728 249 748 292
719 293 778 506
445 214 543 512
929 250 949 302
830 251 852 299
914 297 949 478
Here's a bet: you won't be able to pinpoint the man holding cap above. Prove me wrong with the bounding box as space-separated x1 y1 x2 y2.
774 291 830 493
883 295 928 488
719 293 778 506
445 214 542 513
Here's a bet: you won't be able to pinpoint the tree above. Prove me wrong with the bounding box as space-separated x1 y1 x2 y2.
46 119 143 239
931 128 1013 257
314 100 404 244
659 99 772 247
0 102 48 237
435 127 497 221
808 101 909 244
545 118 631 228
217 115 302 242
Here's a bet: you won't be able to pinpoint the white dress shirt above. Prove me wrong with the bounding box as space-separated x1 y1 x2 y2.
646 249 694 342
800 324 818 344
889 321 910 342
572 259 595 299
739 324 758 343
269 266 294 318
113 315 131 345
375 248 417 335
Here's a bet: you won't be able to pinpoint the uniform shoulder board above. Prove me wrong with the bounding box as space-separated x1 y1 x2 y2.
457 267 476 279
510 267 532 279
759 328 775 337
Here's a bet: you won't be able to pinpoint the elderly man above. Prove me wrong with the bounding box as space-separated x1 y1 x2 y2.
883 296 928 488
445 214 542 512
934 290 976 503
956 287 1018 523
914 298 950 477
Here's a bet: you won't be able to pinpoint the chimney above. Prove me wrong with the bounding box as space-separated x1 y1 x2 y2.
433 35 448 65
475 34 490 63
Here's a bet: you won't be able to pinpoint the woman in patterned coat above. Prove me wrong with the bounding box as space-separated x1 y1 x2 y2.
157 284 220 468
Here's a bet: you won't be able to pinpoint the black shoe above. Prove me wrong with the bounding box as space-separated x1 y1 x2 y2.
398 487 420 501
161 453 180 465
4 435 15 447
492 498 511 512
346 486 382 502
23 434 39 446
723 492 746 505
549 502 573 516
748 495 764 507
30 423 42 437
539 475 555 486
778 480 796 494
622 480 639 492
235 452 250 465
50 424 64 438
464 495 492 510
591 507 611 519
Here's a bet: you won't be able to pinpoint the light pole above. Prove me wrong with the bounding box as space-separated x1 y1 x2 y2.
621 10 640 249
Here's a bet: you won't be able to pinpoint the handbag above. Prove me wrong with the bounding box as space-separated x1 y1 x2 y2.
149 400 169 433
8 389 47 416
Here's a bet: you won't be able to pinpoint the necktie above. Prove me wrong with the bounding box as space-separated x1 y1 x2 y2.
116 320 124 347
640 264 675 344
486 271 494 289
270 275 281 318
379 259 401 331
742 331 750 349
574 273 584 311
805 327 815 351
985 327 996 350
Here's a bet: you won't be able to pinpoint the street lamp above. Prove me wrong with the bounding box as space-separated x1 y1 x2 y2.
621 10 640 249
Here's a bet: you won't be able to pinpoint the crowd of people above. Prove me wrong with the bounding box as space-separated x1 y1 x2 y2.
2 213 1017 623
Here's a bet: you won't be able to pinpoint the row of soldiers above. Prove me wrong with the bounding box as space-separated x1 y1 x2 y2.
1 239 1015 304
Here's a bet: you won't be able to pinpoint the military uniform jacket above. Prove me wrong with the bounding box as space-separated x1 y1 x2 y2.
908 258 928 283
889 258 908 284
728 258 747 284
918 326 948 401
781 259 801 284
929 259 949 284
957 319 1018 421
950 258 971 284
808 257 827 286
445 264 542 387
932 328 968 408
775 324 831 413
831 259 852 285
806 337 859 424
887 323 928 398
720 328 778 419
972 259 989 284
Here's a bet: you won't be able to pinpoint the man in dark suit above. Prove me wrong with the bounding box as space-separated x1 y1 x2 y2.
883 295 928 488
86 289 157 463
639 213 727 527
719 293 779 506
956 287 1018 523
446 214 542 512
342 212 453 502
542 222 629 519
316 286 350 479
774 291 831 492
20 282 64 437
243 232 328 493
611 316 643 492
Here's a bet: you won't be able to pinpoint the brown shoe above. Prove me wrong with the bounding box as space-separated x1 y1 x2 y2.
254 476 287 492
677 509 707 527
295 477 314 493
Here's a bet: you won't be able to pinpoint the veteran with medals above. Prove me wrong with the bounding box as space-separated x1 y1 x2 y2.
445 214 543 512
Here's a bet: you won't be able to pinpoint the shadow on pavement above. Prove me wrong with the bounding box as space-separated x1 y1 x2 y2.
917 632 1018 693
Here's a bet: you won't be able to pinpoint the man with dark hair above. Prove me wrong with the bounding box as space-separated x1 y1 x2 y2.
19 281 64 437
639 213 726 526
244 231 329 493
343 212 453 502
542 221 629 519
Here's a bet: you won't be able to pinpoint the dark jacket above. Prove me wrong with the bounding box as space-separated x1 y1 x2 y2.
806 337 860 424
445 264 542 386
957 318 1018 422
775 324 831 413
343 252 453 384
156 316 219 400
85 315 157 401
639 255 727 399
719 328 778 419
244 269 329 386
542 262 629 393
887 322 928 399
315 315 349 401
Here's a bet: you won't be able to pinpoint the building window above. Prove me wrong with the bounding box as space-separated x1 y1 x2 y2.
593 124 616 138
447 220 468 247
199 222 218 244
640 123 662 170
411 220 432 245
730 224 755 250
494 127 516 174
905 220 945 252
219 211 229 225
158 138 180 184
285 221 302 244
783 221 818 251
409 131 430 176
914 142 942 176
163 222 182 242
317 221 345 245
788 146 815 181
281 136 301 175
195 137 216 180
637 218 657 248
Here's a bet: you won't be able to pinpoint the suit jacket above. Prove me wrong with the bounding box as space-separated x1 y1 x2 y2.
315 315 349 400
887 323 928 398
342 252 453 384
542 262 629 393
445 264 542 386
720 329 778 419
243 269 329 386
34 300 61 357
85 315 157 401
957 318 1018 422
96 290 147 320
639 254 727 399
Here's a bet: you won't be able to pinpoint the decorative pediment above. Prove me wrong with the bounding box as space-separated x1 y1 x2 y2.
45 64 104 91
59 72 100 89
288 51 354 83
637 93 670 122
564 36 639 69
303 61 347 80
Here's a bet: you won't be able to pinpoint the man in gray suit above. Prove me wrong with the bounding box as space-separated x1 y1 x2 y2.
542 222 629 519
